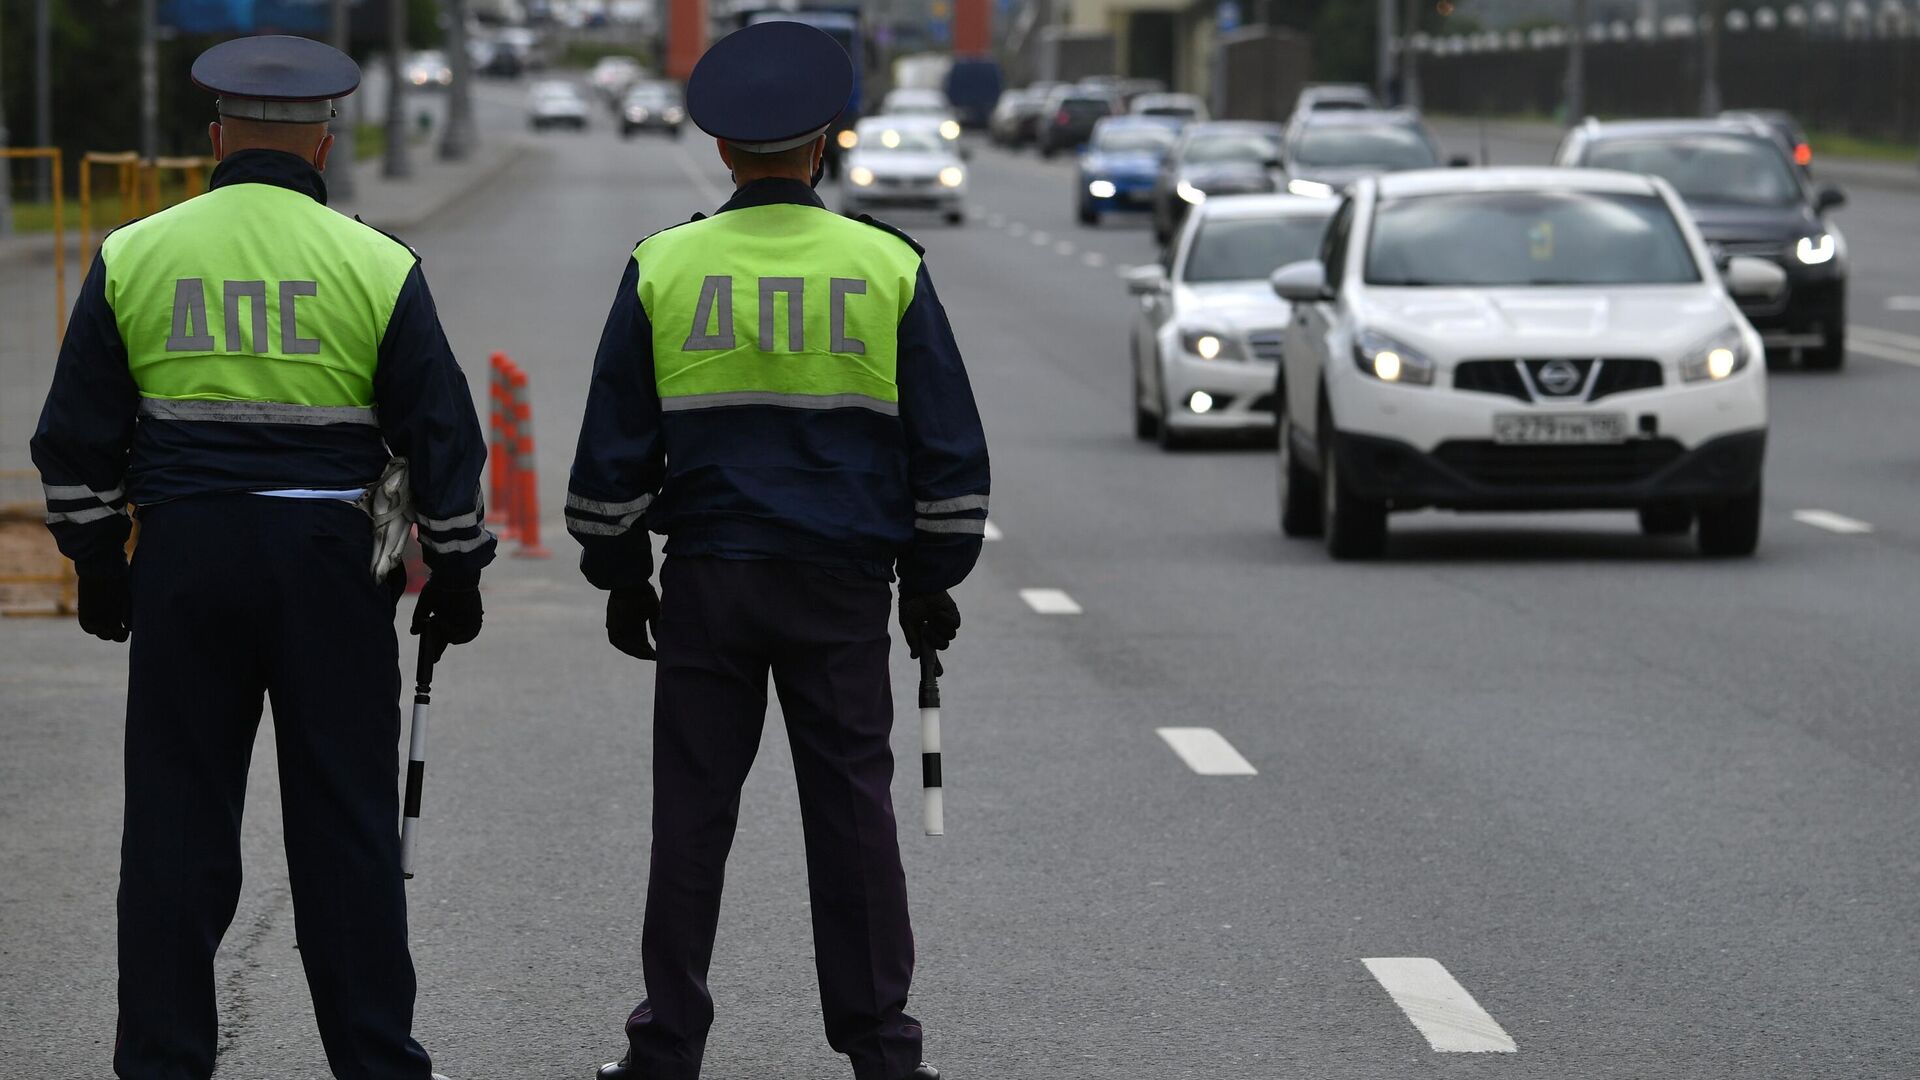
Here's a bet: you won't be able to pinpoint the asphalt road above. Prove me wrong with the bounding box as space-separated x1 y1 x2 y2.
3 90 1918 1079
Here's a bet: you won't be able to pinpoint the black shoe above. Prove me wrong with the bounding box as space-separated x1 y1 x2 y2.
906 1065 939 1080
596 1053 640 1080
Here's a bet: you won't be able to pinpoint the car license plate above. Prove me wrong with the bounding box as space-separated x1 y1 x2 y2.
1492 413 1627 445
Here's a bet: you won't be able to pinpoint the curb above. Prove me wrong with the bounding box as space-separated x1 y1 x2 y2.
342 140 531 233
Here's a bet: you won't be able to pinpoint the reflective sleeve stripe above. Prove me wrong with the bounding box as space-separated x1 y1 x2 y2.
658 391 899 417
43 483 126 505
418 508 483 532
46 505 128 526
565 492 653 517
137 398 379 426
914 494 988 514
914 517 987 535
419 530 495 555
568 519 634 538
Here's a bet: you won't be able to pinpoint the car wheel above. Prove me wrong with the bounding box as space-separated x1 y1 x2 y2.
1041 144 1057 159
1321 429 1386 559
1133 341 1159 441
1078 202 1099 226
1696 487 1761 557
1156 383 1186 451
1805 329 1846 371
945 209 965 226
1278 407 1323 537
670 125 683 140
1638 503 1693 536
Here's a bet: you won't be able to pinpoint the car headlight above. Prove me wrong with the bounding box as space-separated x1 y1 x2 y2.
1352 329 1434 385
664 107 684 122
1176 179 1206 205
939 120 962 140
628 107 648 120
837 129 859 150
849 166 875 187
1179 328 1244 362
1287 178 1334 198
938 166 965 188
1796 233 1836 265
1088 179 1117 199
1679 327 1752 383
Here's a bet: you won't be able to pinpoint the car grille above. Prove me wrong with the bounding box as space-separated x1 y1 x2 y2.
1452 358 1663 402
1433 439 1685 487
1246 329 1285 363
876 176 937 189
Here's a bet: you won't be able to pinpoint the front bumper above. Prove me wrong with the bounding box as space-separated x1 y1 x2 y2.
1332 429 1766 510
844 187 964 211
1162 353 1278 432
1083 175 1156 212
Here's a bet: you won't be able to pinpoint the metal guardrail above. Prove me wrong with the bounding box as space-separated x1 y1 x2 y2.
79 151 214 270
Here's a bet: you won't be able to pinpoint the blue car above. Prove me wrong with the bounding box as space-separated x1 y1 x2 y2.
1077 116 1181 226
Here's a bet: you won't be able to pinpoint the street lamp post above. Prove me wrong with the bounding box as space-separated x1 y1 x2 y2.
1 9 13 237
385 0 413 178
1376 0 1397 103
141 0 160 160
1566 0 1588 124
331 0 358 199
440 0 477 161
35 0 51 200
1699 0 1723 114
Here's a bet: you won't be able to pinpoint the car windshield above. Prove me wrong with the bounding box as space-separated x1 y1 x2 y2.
889 102 949 116
862 128 946 154
1141 106 1199 119
1183 132 1279 165
627 86 677 104
1365 191 1702 287
533 84 579 100
1057 98 1112 118
1184 215 1333 283
1293 125 1436 170
1094 127 1175 154
1585 135 1801 206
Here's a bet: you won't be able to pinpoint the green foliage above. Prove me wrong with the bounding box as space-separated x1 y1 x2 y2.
1311 0 1379 83
557 40 655 71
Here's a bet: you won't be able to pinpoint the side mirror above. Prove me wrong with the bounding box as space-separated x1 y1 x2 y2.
1270 259 1331 303
1723 255 1788 302
1448 154 1472 168
1815 183 1846 212
1125 264 1170 296
1263 156 1284 170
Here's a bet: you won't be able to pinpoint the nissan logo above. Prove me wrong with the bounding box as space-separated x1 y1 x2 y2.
1536 359 1584 396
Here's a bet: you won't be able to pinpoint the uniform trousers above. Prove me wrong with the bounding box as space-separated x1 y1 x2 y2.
625 556 922 1080
116 495 433 1080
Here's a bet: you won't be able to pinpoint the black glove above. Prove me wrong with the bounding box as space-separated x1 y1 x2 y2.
607 583 659 661
411 579 483 646
77 571 131 643
898 590 960 660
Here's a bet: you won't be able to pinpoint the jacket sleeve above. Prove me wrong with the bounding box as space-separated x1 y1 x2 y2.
30 253 138 576
566 257 663 591
374 264 497 586
895 261 991 596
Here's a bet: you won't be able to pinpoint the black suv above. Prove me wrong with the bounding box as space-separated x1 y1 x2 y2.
1557 117 1848 369
1149 121 1284 246
1277 108 1445 199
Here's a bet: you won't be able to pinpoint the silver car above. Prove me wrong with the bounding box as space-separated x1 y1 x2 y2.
842 116 968 225
1125 194 1334 448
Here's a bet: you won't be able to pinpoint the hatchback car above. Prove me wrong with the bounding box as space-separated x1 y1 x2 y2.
1076 117 1180 225
527 80 590 131
1279 109 1445 198
1125 195 1335 448
1271 168 1783 558
842 117 967 225
1150 121 1284 245
1130 93 1209 124
1556 118 1848 368
619 81 685 138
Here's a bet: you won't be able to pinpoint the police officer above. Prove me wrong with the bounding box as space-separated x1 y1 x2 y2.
566 21 989 1080
30 36 490 1080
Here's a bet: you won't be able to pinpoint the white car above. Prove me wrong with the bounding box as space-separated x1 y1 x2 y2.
1272 167 1783 558
1124 194 1334 448
877 88 964 144
841 117 967 225
527 80 590 131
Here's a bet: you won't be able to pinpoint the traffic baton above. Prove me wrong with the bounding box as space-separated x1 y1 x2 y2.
400 632 446 879
918 650 944 836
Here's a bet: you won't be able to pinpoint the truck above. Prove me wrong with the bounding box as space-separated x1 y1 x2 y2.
1032 27 1115 85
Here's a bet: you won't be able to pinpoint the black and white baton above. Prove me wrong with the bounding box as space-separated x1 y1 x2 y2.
919 650 944 837
400 633 445 879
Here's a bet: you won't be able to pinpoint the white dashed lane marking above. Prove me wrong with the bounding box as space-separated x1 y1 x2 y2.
986 212 1006 227
1155 728 1257 776
1362 958 1518 1053
1883 296 1920 312
1054 240 1076 256
1082 251 1106 267
1850 325 1920 367
1018 588 1082 614
1793 509 1874 534
983 519 1003 542
1007 222 1028 237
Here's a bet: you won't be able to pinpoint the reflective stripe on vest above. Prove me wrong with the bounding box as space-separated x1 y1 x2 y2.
136 397 379 426
102 183 417 410
635 204 923 412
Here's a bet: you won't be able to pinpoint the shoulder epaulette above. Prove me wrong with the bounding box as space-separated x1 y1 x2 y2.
354 214 422 262
635 212 709 249
855 213 926 256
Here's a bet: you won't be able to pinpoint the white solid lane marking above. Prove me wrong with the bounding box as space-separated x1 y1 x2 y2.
1018 588 1082 614
983 519 1003 541
1082 251 1106 267
1793 509 1874 534
1363 958 1518 1053
1883 296 1920 312
1155 728 1257 776
1055 240 1076 256
1849 339 1920 367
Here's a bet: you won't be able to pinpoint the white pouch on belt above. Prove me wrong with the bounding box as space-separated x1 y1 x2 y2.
362 457 413 582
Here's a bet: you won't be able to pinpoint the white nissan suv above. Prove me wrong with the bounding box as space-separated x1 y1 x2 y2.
1271 167 1783 559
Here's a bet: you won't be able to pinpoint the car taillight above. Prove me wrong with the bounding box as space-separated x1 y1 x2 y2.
1056 110 1070 125
1794 142 1812 166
